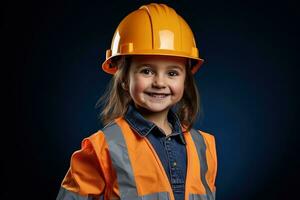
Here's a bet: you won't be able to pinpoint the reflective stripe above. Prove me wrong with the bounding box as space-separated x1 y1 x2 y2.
103 123 139 199
140 192 170 200
56 187 104 200
189 191 216 200
102 123 171 200
190 129 215 200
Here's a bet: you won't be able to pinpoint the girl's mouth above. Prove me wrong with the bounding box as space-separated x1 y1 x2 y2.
145 92 170 98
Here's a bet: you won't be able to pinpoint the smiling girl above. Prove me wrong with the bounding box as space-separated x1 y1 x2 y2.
57 3 217 200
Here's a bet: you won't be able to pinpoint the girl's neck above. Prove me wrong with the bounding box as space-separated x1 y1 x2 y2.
135 105 172 136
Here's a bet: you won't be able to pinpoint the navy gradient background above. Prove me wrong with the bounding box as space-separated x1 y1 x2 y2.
10 0 299 199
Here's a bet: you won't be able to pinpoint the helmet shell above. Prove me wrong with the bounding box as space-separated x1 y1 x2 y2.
102 3 204 74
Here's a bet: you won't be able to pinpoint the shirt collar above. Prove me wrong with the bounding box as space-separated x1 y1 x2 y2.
124 103 186 145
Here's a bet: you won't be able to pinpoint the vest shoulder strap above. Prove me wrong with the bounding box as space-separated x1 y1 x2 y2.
190 128 217 200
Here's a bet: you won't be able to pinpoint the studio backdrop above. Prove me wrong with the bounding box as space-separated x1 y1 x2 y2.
10 0 299 199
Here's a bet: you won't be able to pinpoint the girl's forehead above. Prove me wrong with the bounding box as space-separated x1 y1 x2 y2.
131 55 187 66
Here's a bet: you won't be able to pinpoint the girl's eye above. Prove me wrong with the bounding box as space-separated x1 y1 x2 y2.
140 68 153 75
168 71 179 77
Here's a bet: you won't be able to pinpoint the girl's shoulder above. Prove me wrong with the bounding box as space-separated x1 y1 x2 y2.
84 117 123 145
189 128 217 153
189 128 216 140
79 130 106 150
198 129 216 140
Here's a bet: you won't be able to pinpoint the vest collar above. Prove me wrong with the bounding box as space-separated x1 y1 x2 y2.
124 103 186 145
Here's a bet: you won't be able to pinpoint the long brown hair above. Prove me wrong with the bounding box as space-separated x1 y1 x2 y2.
96 56 201 131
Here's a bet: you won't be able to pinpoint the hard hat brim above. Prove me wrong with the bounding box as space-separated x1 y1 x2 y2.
102 52 204 75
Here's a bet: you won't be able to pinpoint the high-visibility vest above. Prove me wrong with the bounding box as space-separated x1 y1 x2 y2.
57 117 217 200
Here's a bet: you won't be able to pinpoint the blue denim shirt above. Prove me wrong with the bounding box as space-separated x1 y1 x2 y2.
124 104 187 200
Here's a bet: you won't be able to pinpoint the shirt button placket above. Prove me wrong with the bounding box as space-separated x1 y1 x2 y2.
167 137 177 184
173 162 177 167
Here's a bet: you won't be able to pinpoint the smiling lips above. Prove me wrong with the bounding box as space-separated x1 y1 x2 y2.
145 92 171 99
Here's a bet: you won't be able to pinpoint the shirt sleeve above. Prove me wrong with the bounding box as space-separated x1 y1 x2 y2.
57 132 106 199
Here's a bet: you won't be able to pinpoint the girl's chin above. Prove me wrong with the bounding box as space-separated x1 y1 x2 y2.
142 103 172 113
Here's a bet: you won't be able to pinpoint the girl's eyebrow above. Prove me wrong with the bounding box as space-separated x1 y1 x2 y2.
166 65 184 72
137 63 184 71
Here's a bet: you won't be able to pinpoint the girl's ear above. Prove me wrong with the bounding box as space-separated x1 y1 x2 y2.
121 82 128 91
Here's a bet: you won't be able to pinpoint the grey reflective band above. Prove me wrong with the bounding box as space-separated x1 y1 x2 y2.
190 129 215 200
103 123 139 199
189 191 216 200
56 187 104 200
102 123 171 200
140 192 170 200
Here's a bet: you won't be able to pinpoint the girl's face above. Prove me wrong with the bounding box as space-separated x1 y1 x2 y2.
127 55 186 114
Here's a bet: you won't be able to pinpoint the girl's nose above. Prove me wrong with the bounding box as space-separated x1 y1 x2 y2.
152 74 166 88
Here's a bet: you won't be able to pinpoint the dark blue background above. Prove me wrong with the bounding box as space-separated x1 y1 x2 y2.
9 0 299 199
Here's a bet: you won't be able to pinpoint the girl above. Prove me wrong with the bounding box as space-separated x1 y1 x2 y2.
57 3 217 200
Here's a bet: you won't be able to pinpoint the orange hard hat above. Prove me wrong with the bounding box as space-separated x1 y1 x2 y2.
102 3 204 74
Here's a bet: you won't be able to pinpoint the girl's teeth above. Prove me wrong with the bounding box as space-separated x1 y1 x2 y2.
149 93 168 98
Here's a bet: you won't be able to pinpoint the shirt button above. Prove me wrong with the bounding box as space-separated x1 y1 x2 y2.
173 162 177 167
168 137 171 141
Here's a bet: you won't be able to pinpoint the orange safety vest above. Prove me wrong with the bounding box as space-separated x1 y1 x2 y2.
57 117 217 200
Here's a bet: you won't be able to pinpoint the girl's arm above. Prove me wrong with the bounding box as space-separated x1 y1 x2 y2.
56 133 106 200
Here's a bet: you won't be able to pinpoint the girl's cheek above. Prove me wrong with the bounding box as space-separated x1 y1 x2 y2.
129 77 146 93
172 81 185 92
